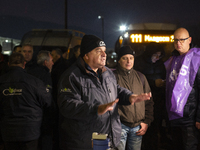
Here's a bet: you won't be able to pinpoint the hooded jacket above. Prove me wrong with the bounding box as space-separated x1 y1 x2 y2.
134 43 166 90
57 57 133 150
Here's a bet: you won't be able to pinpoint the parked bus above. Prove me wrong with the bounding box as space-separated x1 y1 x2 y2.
21 29 85 60
115 23 177 61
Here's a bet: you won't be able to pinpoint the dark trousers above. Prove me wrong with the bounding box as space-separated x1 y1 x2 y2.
4 140 38 150
171 126 199 150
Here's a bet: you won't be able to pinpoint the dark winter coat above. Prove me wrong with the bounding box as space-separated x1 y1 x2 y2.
51 57 68 101
28 65 52 93
57 57 133 150
0 66 54 141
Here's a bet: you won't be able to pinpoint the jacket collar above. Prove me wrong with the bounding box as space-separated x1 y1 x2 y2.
8 66 26 72
116 64 133 76
39 65 50 72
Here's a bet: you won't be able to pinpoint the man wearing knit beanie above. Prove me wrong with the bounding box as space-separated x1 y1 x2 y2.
114 45 154 150
80 35 106 57
58 35 151 150
80 35 107 71
117 45 135 61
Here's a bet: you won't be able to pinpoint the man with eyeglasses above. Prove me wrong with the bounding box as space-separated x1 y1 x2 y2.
165 27 200 150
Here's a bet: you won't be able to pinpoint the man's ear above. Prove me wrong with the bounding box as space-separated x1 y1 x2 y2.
189 37 192 44
43 60 47 67
84 54 89 60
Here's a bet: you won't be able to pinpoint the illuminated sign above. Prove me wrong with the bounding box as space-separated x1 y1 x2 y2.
130 34 174 43
130 34 142 43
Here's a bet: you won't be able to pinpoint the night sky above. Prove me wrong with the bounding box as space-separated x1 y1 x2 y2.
1 0 200 48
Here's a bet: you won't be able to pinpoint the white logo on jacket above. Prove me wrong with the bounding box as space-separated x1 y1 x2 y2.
3 87 22 96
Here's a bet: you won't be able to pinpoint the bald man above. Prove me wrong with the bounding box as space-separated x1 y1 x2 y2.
165 28 200 150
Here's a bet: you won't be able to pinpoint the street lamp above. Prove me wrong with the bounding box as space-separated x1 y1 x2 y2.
119 25 127 31
98 15 104 40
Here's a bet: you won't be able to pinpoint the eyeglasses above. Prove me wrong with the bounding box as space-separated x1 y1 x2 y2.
174 37 190 44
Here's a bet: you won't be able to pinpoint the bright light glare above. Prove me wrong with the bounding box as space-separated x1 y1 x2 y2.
2 51 11 55
98 16 102 19
124 32 129 38
120 25 127 31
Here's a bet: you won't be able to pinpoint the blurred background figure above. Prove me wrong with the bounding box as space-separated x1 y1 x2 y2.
21 44 37 71
51 48 68 100
12 45 22 53
28 50 54 91
0 44 9 76
27 50 55 150
0 52 54 150
134 42 168 150
51 48 68 150
66 44 80 68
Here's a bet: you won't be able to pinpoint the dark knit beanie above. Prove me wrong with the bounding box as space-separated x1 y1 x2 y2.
117 45 135 61
80 35 106 57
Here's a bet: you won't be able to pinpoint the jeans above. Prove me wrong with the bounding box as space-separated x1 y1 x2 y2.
117 123 142 150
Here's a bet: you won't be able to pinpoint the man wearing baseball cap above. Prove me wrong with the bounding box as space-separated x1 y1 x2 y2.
57 35 151 150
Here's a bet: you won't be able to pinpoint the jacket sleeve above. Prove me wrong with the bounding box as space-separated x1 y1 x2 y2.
35 78 55 108
117 84 133 105
57 72 99 121
142 74 154 125
195 67 200 122
35 79 56 133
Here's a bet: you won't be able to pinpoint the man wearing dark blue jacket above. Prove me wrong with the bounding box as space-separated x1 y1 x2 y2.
27 50 55 150
58 35 151 150
0 52 54 150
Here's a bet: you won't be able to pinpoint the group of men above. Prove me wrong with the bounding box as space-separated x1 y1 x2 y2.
0 27 200 150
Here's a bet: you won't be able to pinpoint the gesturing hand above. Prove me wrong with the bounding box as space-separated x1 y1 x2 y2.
129 92 151 105
98 98 119 115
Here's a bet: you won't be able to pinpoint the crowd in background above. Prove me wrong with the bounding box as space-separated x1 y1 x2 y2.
0 27 200 150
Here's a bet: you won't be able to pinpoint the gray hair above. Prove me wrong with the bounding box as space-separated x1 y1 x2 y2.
37 50 50 65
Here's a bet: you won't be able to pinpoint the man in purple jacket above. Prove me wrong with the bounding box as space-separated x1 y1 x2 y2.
165 28 200 150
